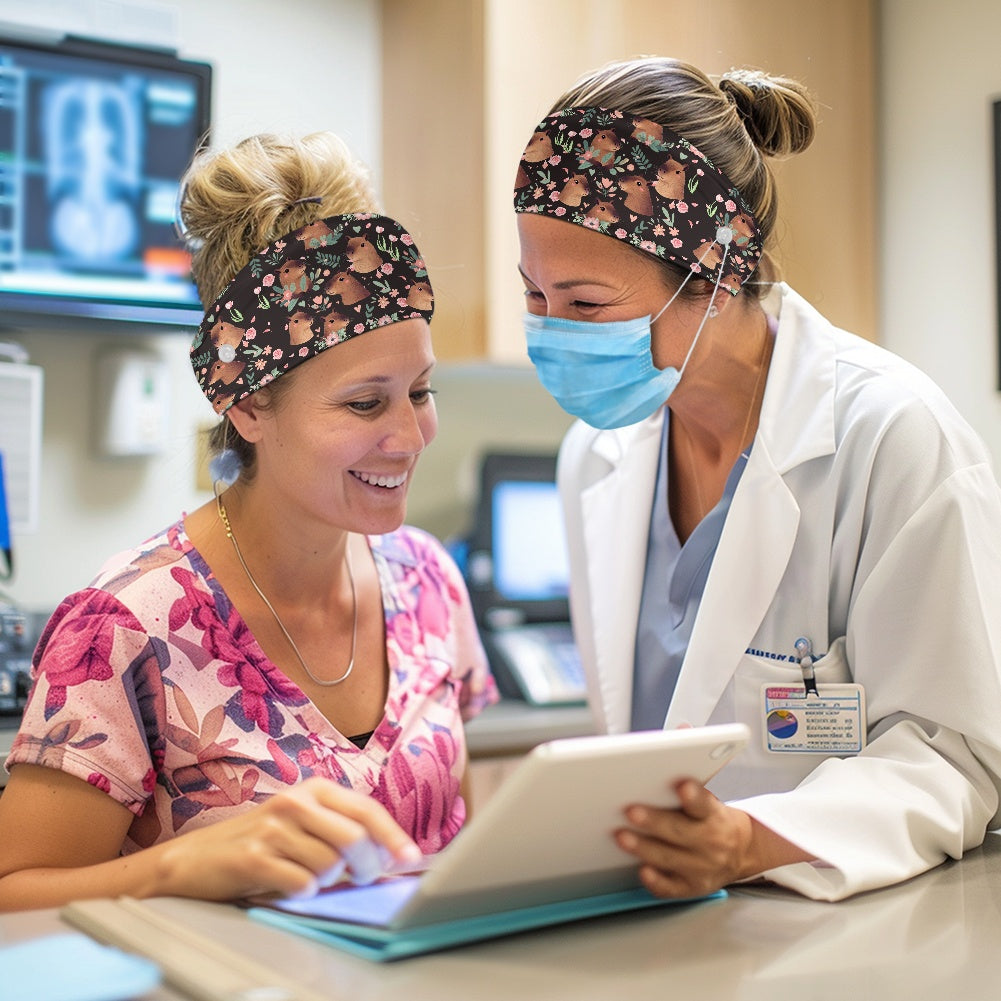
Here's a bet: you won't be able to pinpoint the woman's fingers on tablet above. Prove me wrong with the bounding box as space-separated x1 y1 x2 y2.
268 778 422 879
307 779 422 864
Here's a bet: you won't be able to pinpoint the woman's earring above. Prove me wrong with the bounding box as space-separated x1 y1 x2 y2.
708 304 719 318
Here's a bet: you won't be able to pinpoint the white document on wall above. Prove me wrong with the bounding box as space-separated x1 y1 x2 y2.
0 362 44 533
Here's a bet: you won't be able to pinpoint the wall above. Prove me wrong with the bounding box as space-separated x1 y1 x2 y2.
381 0 877 363
878 0 1001 469
483 0 877 360
8 0 1001 613
380 0 487 360
0 0 383 612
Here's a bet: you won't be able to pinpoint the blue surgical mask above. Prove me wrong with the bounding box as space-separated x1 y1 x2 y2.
524 310 680 429
523 236 730 430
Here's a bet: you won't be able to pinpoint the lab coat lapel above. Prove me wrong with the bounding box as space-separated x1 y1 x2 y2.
665 440 799 726
665 285 837 727
579 417 662 733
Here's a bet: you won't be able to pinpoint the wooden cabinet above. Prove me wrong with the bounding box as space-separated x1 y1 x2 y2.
381 0 877 361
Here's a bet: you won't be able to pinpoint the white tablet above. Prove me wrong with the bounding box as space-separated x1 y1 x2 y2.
397 722 750 926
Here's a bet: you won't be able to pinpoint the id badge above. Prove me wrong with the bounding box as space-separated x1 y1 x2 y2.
761 683 866 754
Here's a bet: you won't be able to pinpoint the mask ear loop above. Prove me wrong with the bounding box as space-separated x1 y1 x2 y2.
674 227 733 380
652 258 698 324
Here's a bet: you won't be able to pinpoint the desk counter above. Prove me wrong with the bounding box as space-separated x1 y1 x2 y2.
464 697 594 755
3 833 1000 1001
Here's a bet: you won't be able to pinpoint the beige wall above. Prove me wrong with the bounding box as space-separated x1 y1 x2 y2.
878 0 1001 470
381 0 487 360
383 0 877 362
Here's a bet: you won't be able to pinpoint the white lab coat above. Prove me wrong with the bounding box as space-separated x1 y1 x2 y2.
557 284 1001 900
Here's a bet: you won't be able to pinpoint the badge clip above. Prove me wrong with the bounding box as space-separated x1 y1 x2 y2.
794 637 819 697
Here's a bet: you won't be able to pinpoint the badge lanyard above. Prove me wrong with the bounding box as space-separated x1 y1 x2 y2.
760 637 866 755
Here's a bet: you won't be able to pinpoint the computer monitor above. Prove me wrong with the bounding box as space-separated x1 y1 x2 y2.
492 478 569 603
0 33 212 333
466 452 571 629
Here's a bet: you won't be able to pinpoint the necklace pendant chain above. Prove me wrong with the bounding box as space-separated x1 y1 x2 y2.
215 486 357 687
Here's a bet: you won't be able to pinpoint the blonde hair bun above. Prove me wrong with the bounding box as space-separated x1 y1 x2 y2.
718 69 817 158
179 132 379 307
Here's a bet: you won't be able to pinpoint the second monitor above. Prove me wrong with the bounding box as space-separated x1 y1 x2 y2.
465 452 586 706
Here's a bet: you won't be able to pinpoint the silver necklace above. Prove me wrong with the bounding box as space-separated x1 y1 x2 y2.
215 488 356 686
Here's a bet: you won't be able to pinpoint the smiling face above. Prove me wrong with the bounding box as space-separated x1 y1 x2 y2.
516 213 709 371
232 318 437 537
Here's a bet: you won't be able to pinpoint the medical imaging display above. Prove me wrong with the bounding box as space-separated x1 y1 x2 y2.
0 36 211 329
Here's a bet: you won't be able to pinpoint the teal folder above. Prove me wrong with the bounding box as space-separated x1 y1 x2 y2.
248 882 726 962
246 727 747 962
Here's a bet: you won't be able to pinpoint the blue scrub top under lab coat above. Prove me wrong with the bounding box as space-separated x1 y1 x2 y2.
631 416 749 730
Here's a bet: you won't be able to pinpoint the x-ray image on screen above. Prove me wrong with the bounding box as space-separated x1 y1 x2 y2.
44 77 142 262
0 34 211 330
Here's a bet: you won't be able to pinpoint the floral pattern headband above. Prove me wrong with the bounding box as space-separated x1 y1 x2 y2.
191 213 434 414
513 107 762 294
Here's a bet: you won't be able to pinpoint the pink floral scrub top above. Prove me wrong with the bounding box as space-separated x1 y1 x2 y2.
6 521 497 856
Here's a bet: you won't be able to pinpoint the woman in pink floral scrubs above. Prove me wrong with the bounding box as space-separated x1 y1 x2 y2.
0 133 497 910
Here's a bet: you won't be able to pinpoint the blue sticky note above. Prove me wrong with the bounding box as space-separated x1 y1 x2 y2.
0 932 161 1001
0 451 9 551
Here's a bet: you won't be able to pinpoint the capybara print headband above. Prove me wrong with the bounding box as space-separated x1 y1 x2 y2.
191 213 434 414
513 107 762 294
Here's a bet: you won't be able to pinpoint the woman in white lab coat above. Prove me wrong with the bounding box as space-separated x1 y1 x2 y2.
513 57 1001 901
